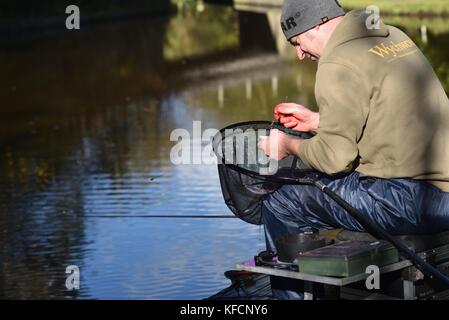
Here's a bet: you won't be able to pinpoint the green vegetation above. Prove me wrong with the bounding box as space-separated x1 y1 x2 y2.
383 16 449 35
339 0 449 16
164 4 238 61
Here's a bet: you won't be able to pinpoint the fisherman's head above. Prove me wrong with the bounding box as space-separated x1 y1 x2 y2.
281 0 345 61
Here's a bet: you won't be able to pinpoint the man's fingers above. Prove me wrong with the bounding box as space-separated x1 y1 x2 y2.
275 103 300 116
280 116 296 124
284 121 298 128
257 136 268 152
274 104 293 116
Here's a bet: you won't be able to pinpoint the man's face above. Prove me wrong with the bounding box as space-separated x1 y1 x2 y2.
289 29 320 61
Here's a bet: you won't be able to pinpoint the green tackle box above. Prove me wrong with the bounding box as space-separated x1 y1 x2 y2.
297 240 399 277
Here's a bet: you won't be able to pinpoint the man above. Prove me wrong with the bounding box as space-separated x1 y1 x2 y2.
257 0 449 299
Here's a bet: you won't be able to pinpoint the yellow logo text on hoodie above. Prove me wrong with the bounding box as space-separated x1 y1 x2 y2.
368 39 418 62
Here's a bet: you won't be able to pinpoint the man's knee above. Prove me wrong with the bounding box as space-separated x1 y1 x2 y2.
262 183 336 233
263 184 317 217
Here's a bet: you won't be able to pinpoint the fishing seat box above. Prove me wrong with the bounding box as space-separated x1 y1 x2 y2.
297 230 449 278
337 230 449 253
297 240 399 277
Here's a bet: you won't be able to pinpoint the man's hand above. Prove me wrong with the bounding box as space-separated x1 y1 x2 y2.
274 103 319 132
257 129 301 160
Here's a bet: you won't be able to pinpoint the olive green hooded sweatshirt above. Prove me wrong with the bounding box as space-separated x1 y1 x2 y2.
298 10 449 192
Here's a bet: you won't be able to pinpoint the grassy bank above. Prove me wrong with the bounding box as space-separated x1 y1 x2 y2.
339 0 449 16
383 16 449 35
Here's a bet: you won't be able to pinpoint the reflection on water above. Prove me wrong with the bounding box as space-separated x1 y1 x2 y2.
0 3 448 299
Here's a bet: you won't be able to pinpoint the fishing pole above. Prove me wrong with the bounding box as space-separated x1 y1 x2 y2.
83 215 238 219
249 172 449 286
310 177 449 288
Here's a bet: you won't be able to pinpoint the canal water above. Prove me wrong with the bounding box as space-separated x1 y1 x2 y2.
0 3 448 299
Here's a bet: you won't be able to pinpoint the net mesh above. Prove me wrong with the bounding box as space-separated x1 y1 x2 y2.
213 121 314 225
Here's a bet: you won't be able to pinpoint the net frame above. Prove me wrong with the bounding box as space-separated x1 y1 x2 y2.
212 120 315 179
212 120 316 225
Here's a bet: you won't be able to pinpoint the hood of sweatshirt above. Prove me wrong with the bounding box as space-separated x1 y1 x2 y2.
321 9 390 61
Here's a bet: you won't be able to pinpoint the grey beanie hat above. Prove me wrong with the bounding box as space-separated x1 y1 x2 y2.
281 0 345 40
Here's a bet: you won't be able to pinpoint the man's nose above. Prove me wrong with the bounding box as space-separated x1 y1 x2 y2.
296 46 305 60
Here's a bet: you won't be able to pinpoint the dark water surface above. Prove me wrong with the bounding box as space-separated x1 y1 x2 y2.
1 3 448 299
